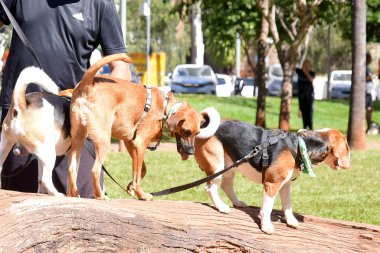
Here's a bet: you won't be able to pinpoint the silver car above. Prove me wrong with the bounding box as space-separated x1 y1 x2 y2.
170 64 218 94
329 70 352 99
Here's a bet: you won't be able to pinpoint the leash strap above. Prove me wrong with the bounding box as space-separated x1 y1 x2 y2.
151 143 261 197
147 91 170 151
150 132 294 197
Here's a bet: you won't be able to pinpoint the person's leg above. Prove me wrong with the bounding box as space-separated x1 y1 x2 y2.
53 139 103 198
1 108 39 192
365 94 373 131
308 95 314 130
299 97 309 129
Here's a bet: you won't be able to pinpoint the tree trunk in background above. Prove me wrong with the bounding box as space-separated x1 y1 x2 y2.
190 1 204 65
1 190 379 252
255 0 270 128
278 45 299 131
348 0 366 149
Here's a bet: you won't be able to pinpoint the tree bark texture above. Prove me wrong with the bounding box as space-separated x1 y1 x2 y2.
348 0 366 149
0 190 379 252
255 0 270 128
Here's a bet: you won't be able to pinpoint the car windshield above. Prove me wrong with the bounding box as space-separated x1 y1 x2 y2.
174 66 212 77
333 73 351 81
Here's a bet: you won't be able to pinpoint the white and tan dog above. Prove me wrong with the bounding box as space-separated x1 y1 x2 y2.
0 67 72 196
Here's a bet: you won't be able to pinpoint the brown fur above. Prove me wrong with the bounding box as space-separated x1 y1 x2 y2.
67 53 206 200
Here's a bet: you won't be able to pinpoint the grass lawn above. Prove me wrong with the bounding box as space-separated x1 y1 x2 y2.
104 95 380 226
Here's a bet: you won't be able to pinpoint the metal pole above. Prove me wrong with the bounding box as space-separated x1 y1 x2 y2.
146 0 151 85
120 0 127 45
236 32 241 78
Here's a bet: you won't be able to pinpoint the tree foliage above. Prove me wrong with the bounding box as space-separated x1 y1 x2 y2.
125 0 190 71
308 25 352 74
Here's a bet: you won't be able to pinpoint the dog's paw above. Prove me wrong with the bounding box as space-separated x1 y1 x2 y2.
261 221 275 234
139 193 153 201
216 203 231 214
233 200 247 208
286 215 299 228
96 195 110 201
127 183 135 197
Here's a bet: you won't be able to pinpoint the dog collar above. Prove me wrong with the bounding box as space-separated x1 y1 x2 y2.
168 102 182 118
297 137 316 177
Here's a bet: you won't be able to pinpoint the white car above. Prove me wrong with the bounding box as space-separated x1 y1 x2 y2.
328 70 352 99
216 73 233 97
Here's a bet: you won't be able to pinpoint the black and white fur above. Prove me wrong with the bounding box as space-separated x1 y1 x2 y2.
0 67 71 196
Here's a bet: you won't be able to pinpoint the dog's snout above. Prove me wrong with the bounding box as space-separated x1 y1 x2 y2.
183 144 195 155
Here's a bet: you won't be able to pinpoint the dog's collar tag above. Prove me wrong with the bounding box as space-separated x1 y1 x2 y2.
298 137 317 177
168 102 182 117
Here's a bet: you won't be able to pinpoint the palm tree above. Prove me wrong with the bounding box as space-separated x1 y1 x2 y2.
347 0 366 149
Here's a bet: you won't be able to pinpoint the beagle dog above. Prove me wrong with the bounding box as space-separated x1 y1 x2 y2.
66 53 220 200
194 120 350 234
0 67 73 196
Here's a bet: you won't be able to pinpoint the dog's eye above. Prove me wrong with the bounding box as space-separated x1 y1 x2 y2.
183 129 192 137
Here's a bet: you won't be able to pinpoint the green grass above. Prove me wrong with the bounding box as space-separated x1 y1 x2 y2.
104 95 380 226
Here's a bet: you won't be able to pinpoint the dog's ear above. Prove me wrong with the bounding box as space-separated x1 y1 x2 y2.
167 110 185 134
303 136 329 163
328 130 350 169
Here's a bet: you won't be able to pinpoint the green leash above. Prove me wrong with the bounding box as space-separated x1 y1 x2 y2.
297 137 317 177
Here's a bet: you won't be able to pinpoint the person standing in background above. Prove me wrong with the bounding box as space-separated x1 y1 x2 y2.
0 0 131 197
365 53 374 132
297 59 316 130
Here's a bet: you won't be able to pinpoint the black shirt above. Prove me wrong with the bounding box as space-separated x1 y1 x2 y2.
296 68 316 96
0 0 126 109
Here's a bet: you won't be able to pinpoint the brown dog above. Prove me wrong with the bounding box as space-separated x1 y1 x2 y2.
67 53 220 200
194 121 350 234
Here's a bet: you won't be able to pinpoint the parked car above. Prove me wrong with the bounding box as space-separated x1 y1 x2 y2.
169 64 218 94
266 64 298 96
216 73 233 97
329 70 352 99
234 77 257 97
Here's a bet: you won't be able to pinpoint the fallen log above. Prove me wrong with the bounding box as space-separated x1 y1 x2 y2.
0 189 379 252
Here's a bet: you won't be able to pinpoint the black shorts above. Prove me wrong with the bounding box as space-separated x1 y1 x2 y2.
366 94 373 109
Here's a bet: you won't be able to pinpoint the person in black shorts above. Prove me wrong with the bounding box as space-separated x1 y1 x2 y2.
0 0 131 198
296 59 316 130
365 53 374 132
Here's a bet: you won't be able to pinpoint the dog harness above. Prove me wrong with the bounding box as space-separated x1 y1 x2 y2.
254 130 298 170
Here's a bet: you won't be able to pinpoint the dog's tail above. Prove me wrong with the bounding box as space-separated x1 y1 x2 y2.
76 53 132 91
13 66 59 111
197 107 221 139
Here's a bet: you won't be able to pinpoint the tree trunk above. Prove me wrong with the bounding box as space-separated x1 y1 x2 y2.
1 190 379 252
255 0 270 128
278 45 299 131
348 0 366 149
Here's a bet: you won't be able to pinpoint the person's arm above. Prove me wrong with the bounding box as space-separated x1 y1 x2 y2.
302 68 315 83
109 60 131 81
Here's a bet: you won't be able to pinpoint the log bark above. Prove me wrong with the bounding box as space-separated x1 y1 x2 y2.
0 189 379 253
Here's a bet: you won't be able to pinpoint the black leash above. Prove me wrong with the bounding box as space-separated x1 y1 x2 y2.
150 132 294 197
